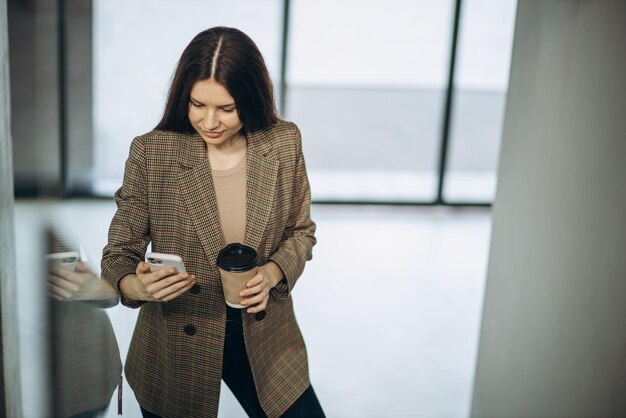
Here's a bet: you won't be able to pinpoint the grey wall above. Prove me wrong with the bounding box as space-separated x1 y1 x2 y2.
471 1 626 416
1 0 21 415
8 0 61 194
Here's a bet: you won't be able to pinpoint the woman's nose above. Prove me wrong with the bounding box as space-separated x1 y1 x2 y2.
203 110 219 130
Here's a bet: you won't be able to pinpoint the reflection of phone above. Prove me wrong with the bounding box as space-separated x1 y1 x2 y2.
146 252 186 273
46 251 80 272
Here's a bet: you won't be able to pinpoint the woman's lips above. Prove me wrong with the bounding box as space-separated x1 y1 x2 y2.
203 130 224 138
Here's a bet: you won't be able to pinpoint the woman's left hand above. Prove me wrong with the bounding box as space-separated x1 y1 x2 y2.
239 262 284 313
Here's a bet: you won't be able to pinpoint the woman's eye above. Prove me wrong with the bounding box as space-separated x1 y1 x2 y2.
190 101 203 107
222 107 236 113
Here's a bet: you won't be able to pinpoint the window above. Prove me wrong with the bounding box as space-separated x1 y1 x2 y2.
12 0 518 205
287 0 454 202
92 0 283 195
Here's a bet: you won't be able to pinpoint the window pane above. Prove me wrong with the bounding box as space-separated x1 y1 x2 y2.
444 0 517 202
287 0 454 202
92 0 282 195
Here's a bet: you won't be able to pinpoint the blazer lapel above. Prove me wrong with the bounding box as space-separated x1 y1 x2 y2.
177 132 224 265
244 129 279 254
176 129 279 264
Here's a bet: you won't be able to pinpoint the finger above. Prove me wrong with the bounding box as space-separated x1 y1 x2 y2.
151 277 195 300
152 281 193 302
143 268 185 285
50 266 73 278
47 275 80 293
49 293 64 301
136 262 151 275
75 262 90 273
48 287 65 301
246 296 268 314
240 289 268 308
160 281 196 302
50 268 85 285
239 283 264 298
245 274 264 288
49 282 73 300
145 272 193 293
48 283 66 299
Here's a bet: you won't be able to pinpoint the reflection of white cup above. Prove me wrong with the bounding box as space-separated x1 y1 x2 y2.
216 243 258 309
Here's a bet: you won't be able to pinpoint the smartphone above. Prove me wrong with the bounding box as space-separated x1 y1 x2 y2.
146 252 186 273
46 251 80 272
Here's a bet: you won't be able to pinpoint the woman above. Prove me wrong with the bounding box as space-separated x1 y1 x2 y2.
47 230 122 418
101 27 324 418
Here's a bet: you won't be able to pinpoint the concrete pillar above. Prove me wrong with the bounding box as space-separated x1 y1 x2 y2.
471 1 626 416
0 0 21 415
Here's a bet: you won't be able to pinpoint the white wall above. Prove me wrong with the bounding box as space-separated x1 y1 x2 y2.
471 1 626 416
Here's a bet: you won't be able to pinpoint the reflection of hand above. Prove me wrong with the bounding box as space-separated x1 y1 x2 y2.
119 262 196 302
239 262 284 313
48 262 118 302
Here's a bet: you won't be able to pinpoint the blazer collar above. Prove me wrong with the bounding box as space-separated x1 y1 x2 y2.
243 129 279 254
245 128 274 159
178 131 207 169
178 129 274 169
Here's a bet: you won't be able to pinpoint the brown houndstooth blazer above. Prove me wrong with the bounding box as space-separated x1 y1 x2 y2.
101 119 316 418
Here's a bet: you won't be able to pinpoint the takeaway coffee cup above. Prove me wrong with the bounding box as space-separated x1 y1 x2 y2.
216 243 259 308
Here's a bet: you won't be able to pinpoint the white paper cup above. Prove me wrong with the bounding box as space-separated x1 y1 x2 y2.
216 243 259 309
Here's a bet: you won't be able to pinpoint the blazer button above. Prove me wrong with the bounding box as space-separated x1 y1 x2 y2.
184 324 196 336
255 310 266 321
189 284 201 294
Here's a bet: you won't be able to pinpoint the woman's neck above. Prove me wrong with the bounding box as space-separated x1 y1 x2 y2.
207 133 247 171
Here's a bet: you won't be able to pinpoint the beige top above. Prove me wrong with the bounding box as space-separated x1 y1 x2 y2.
211 155 247 245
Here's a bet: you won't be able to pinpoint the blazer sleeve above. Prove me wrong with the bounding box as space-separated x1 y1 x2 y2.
269 124 317 299
101 135 151 309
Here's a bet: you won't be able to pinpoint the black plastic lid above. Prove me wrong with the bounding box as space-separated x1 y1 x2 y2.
216 243 258 272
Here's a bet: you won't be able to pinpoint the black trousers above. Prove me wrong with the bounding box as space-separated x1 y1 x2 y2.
140 306 325 418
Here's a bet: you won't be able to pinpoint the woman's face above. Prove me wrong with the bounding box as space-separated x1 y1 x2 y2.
188 79 244 148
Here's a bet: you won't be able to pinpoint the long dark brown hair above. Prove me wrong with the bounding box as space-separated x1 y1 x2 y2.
156 27 278 133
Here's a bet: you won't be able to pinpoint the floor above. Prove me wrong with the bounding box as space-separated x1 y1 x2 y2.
13 200 491 418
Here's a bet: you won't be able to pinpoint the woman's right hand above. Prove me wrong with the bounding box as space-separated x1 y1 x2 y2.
119 262 196 302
